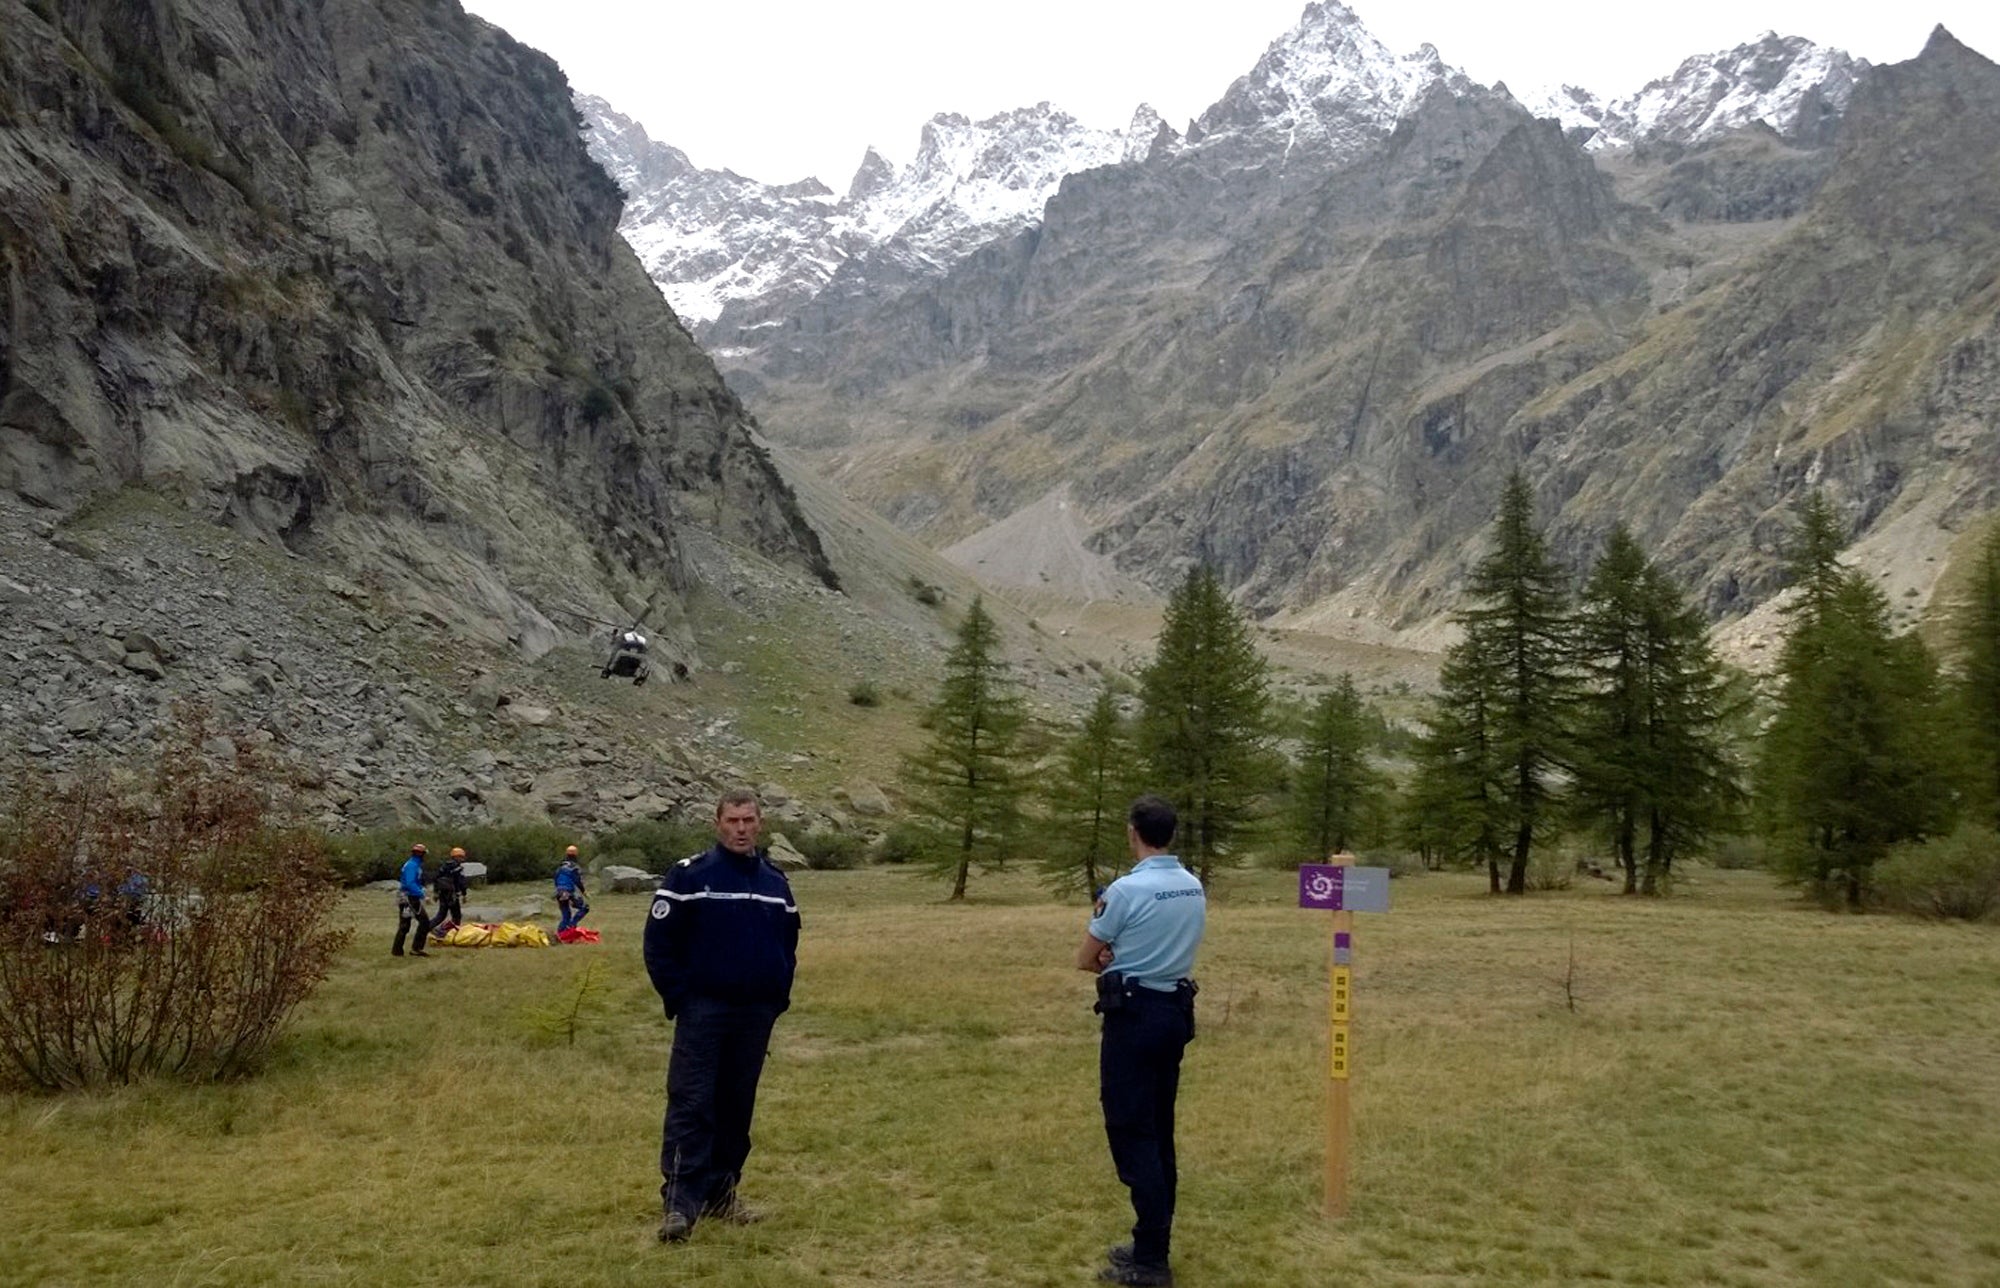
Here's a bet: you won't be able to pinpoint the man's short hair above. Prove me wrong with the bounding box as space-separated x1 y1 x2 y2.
715 787 761 817
1128 795 1177 849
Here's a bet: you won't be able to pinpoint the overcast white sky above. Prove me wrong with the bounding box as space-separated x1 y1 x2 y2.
461 0 1999 187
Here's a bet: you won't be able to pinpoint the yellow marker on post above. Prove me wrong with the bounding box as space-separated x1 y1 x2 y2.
1297 850 1390 1218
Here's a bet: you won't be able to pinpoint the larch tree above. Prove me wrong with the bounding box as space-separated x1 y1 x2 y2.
1758 498 1959 907
900 596 1026 901
1453 472 1577 894
1138 565 1271 885
1572 525 1743 894
1040 684 1136 898
1950 523 2000 828
1291 673 1387 861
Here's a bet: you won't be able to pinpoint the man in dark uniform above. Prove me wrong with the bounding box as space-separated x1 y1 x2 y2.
1075 796 1206 1287
644 788 800 1244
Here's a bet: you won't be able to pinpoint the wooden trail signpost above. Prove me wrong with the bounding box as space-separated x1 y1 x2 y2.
1297 852 1391 1217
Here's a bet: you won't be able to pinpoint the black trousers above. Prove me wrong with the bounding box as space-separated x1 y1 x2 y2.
1101 987 1194 1267
660 996 779 1221
392 894 429 954
431 893 462 930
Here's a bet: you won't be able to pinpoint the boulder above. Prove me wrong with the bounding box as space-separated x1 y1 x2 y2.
461 904 509 923
467 673 507 713
759 781 793 807
398 694 444 734
598 864 660 893
60 699 109 735
345 786 444 831
121 651 166 679
613 792 677 822
845 781 892 817
121 630 168 659
766 833 809 871
365 879 403 893
460 861 489 888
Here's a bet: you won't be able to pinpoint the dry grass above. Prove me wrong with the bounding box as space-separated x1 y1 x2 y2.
5 867 2000 1286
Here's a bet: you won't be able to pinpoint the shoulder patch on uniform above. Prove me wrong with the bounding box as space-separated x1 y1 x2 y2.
677 854 698 867
650 900 670 919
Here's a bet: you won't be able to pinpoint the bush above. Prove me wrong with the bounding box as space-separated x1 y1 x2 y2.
0 717 351 1089
792 828 863 871
325 822 576 886
1525 848 1574 892
874 823 933 866
1707 835 1768 871
452 824 576 884
594 817 712 872
848 680 881 707
1876 827 2000 921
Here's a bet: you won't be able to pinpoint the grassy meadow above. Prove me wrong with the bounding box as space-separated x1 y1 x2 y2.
4 866 1999 1287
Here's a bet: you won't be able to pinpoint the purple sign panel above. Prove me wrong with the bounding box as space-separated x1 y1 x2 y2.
1298 865 1392 913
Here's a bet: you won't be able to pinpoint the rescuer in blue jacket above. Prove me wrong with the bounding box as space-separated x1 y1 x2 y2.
644 789 800 1244
391 843 430 957
554 845 590 934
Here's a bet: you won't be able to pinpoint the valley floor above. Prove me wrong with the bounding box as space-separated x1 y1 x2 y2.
4 868 1997 1286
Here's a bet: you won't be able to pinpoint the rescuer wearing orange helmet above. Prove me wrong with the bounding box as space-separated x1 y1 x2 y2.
431 846 469 934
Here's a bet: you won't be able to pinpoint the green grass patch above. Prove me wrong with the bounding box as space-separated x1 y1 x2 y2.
4 869 1998 1285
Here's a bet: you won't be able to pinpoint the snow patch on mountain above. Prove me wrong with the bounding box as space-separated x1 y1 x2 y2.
580 96 1127 327
1189 0 1473 163
1520 33 1867 150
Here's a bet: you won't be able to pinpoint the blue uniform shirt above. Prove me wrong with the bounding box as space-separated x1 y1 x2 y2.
1088 855 1206 991
398 855 426 899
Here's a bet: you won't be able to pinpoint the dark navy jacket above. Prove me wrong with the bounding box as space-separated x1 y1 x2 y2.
643 845 800 1018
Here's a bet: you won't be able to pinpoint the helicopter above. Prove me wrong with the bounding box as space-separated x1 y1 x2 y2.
601 623 651 684
554 606 656 685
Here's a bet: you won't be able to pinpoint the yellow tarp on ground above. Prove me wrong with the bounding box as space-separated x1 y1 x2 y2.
434 922 551 948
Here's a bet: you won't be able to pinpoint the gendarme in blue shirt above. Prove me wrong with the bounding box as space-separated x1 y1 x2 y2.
1088 854 1206 991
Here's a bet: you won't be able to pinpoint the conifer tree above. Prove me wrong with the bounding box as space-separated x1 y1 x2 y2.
1572 525 1742 894
1138 566 1271 884
900 596 1025 900
1040 685 1135 897
1410 627 1509 887
1291 674 1387 860
1758 500 1958 906
1951 524 2000 828
1450 472 1576 894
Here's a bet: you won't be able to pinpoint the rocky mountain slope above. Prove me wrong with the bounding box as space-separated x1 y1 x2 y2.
688 22 1997 638
0 0 1039 832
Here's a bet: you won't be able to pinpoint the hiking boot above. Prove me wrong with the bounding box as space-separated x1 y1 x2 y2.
701 1194 765 1225
1107 1243 1137 1269
658 1211 692 1243
1098 1258 1172 1286
411 950 429 957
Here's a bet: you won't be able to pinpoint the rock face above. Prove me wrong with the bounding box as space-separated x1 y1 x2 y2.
632 14 1998 632
0 0 862 829
0 0 836 661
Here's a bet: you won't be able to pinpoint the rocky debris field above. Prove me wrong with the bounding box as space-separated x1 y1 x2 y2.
0 489 1115 842
0 493 858 835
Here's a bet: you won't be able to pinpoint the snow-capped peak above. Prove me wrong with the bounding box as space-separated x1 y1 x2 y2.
848 103 1128 256
1189 0 1472 161
1529 33 1869 151
579 96 1134 327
